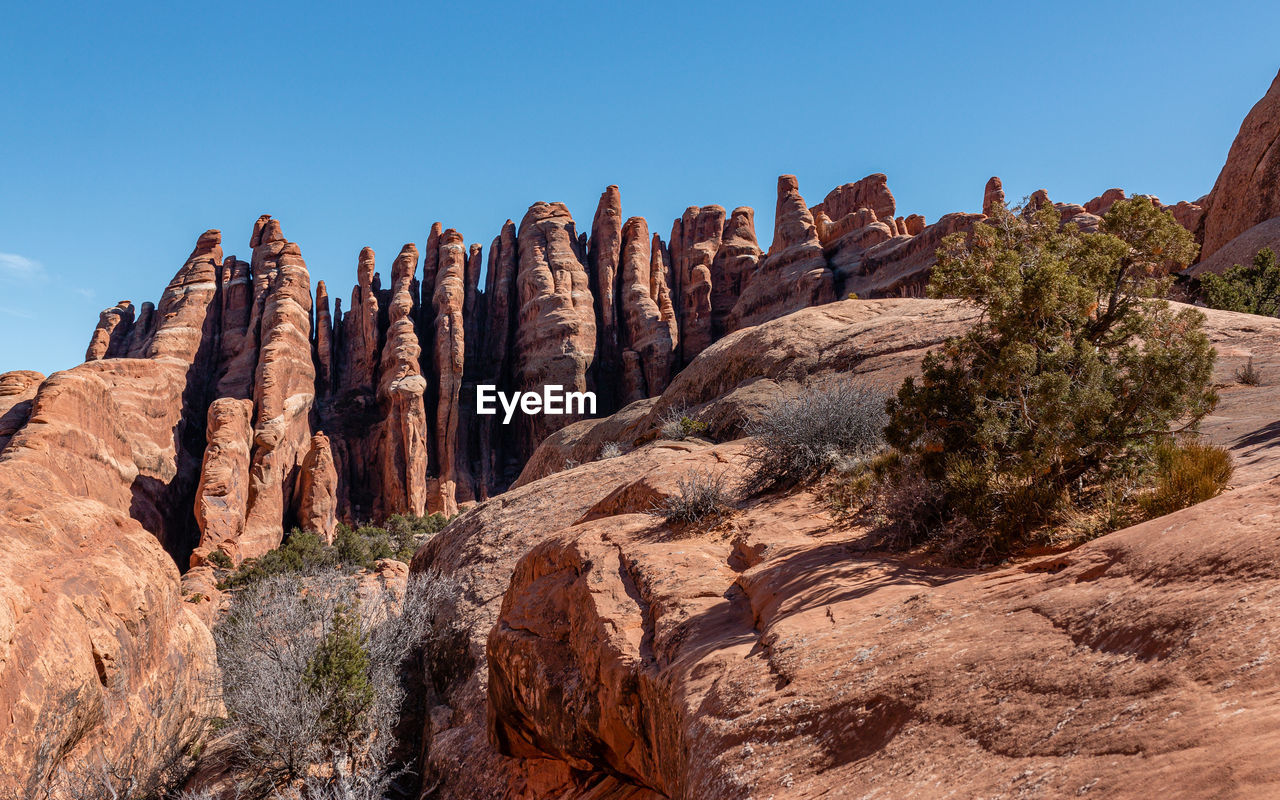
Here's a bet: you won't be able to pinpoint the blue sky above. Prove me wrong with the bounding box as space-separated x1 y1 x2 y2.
2 1 1277 375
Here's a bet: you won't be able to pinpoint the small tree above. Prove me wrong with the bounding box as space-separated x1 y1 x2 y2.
884 197 1216 552
1200 247 1280 316
305 604 375 759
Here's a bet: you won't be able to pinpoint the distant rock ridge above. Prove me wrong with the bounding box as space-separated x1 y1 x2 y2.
43 172 1208 563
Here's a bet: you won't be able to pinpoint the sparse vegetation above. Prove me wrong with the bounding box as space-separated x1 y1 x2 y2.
653 469 733 528
658 406 710 440
1200 247 1280 316
878 197 1216 560
216 513 452 591
1140 438 1234 518
212 569 471 798
598 441 624 459
741 380 887 492
1236 357 1263 386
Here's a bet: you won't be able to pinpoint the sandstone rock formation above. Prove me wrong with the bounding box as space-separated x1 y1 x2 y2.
0 370 43 453
407 297 1280 800
1199 68 1280 260
514 202 596 459
192 397 254 565
983 176 1005 214
709 207 761 339
728 176 835 330
238 219 316 559
378 244 428 518
1189 216 1280 277
85 300 135 360
588 186 624 410
430 231 468 516
298 431 339 541
669 205 723 365
0 231 226 796
617 217 676 403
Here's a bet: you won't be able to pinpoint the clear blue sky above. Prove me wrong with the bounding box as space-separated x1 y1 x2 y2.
2 1 1277 375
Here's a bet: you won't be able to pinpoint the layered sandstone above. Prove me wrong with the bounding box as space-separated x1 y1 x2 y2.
514 202 596 459
1200 68 1280 260
0 370 43 453
728 176 835 331
378 244 429 517
670 205 723 365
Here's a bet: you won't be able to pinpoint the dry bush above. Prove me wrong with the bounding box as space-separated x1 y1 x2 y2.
597 441 624 460
1236 357 1263 386
211 569 470 798
743 380 887 493
653 470 733 528
657 405 709 441
1141 439 1234 518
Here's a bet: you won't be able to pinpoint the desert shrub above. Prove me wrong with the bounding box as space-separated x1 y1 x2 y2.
658 406 709 440
213 569 471 797
1140 439 1233 518
219 514 453 591
883 197 1215 558
654 470 732 527
1235 357 1262 386
206 549 234 570
742 380 887 492
598 441 624 459
1200 247 1280 316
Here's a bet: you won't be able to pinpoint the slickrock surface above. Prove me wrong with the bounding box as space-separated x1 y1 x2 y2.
485 461 1280 799
1199 68 1280 260
406 298 1280 800
1188 216 1280 277
0 235 224 795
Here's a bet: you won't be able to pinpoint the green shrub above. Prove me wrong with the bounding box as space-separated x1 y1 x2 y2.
207 549 233 570
218 513 454 590
1141 439 1233 518
658 406 710 440
883 197 1215 558
1200 247 1280 316
305 604 375 747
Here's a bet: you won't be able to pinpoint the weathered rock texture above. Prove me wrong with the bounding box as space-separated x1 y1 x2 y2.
1199 68 1280 261
408 297 1280 800
378 244 428 518
0 370 43 454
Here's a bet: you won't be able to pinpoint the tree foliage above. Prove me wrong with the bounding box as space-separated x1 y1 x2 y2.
1199 247 1280 316
884 197 1216 553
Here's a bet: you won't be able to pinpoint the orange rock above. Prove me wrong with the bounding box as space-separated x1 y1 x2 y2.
432 230 468 516
1200 69 1280 260
588 186 624 411
728 175 835 332
298 431 339 541
709 207 761 339
238 218 316 559
84 300 135 360
618 216 676 402
192 397 254 565
983 175 1005 215
670 205 724 366
515 202 597 460
0 370 43 453
378 244 428 517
